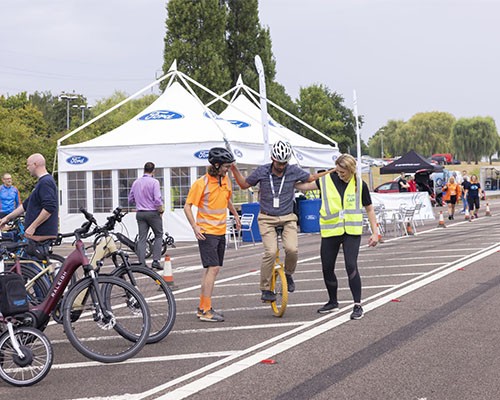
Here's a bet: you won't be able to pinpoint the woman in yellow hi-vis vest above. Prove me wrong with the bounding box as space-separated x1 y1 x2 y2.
295 154 378 320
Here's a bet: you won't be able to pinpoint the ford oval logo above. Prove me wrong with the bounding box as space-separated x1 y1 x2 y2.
332 154 338 162
194 150 210 159
138 110 183 121
305 215 317 220
227 120 250 128
295 152 303 161
66 155 88 165
234 149 243 158
268 119 284 128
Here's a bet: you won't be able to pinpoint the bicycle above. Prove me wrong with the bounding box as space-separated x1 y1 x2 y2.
2 210 152 363
263 226 288 317
0 272 52 386
87 207 176 343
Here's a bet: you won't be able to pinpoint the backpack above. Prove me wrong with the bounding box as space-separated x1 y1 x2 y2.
0 272 29 316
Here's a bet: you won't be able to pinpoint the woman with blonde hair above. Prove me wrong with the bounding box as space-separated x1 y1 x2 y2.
295 154 378 320
442 176 461 220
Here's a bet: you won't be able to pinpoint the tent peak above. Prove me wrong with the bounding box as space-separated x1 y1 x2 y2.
168 59 177 72
236 75 244 86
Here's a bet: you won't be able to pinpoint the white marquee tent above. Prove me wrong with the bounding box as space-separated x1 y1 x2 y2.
57 66 340 241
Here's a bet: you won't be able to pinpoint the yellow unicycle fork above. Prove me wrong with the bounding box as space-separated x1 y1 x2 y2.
269 227 288 317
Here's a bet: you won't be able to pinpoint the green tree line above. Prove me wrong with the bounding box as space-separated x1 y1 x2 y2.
368 112 499 164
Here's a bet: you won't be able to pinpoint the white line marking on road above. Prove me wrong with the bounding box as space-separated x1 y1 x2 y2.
52 351 240 371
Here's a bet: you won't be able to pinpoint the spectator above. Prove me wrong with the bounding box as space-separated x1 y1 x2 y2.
398 172 410 192
408 175 417 192
0 173 21 219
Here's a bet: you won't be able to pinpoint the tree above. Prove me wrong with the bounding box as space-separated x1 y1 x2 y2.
161 0 231 109
295 84 359 153
451 116 498 164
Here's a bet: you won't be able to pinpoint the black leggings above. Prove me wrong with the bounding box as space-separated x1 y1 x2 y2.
320 234 362 304
467 196 480 212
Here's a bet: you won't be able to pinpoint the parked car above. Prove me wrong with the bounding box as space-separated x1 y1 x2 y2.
374 181 400 193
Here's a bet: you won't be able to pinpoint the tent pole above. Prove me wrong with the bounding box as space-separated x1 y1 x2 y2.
244 86 338 148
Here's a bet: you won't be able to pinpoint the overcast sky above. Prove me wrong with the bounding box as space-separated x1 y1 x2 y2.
1 0 498 143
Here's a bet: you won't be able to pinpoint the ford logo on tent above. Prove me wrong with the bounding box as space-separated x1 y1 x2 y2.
227 120 250 128
138 110 183 121
194 150 210 159
295 152 303 160
234 149 243 158
66 155 88 165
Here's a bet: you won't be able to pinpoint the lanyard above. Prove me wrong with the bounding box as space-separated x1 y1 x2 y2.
269 174 286 199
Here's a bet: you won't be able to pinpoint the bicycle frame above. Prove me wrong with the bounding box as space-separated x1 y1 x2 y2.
29 241 89 329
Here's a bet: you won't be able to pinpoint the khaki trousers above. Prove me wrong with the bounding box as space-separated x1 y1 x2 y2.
257 212 298 290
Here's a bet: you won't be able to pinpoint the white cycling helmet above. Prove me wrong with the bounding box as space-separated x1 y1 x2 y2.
271 140 292 162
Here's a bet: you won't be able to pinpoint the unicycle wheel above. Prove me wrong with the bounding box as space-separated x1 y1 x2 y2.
270 267 288 317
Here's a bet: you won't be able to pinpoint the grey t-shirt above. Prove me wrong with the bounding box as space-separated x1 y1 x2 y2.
246 163 310 216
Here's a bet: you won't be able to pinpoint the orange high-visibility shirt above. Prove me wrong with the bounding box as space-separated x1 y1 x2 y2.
186 174 232 235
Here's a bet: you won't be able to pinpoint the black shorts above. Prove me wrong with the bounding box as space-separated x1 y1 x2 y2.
446 195 457 205
198 234 226 268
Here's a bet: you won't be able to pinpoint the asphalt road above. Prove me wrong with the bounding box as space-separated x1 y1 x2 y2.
2 201 500 400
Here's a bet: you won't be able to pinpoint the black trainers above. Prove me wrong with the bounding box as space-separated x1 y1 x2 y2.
199 308 224 322
350 305 364 320
317 302 339 314
261 290 276 302
151 260 162 270
285 274 295 293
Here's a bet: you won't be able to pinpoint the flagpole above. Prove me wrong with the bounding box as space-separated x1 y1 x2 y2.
255 55 270 163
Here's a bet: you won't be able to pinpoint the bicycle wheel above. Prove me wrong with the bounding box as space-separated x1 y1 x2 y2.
0 327 53 386
20 264 51 306
270 266 288 317
112 265 176 343
62 275 151 363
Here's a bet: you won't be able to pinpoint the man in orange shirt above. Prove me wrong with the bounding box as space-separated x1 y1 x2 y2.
184 148 241 322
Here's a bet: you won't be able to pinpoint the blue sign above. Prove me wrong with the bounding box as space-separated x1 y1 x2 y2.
295 152 303 161
268 119 284 128
227 120 250 128
203 111 223 120
234 149 243 158
194 150 210 159
332 154 338 162
138 110 183 121
66 155 88 165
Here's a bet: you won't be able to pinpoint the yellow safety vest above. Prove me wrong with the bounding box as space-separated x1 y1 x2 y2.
318 174 363 237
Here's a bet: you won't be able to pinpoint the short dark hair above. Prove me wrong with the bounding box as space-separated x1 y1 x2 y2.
144 162 155 173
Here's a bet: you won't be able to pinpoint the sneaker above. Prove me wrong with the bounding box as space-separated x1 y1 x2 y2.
199 308 224 322
448 215 452 220
350 305 364 320
196 307 203 318
151 260 162 270
474 213 478 219
261 290 277 302
285 274 295 293
317 302 339 314
460 210 465 215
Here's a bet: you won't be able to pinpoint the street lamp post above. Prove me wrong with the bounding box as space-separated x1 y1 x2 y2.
73 104 92 123
380 128 384 159
59 93 78 130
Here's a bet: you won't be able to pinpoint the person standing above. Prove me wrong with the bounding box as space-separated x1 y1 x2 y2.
295 154 378 320
464 174 481 219
128 162 164 270
184 148 241 322
231 140 332 302
442 176 461 220
0 173 21 219
398 172 409 192
408 175 417 192
459 170 469 214
0 154 58 256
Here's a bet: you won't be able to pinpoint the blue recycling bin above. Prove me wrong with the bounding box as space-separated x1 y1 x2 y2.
241 202 262 242
299 199 321 233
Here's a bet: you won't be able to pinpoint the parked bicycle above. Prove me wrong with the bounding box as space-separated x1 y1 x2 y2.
83 207 176 343
0 210 151 363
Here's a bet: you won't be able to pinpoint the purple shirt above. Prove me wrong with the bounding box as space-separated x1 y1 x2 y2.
128 174 163 211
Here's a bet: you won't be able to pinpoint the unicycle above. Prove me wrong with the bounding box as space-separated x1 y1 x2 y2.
269 226 288 317
0 318 53 386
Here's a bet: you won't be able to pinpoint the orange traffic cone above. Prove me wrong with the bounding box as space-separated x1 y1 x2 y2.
465 207 470 221
437 211 446 228
376 223 384 243
485 203 492 216
162 254 177 289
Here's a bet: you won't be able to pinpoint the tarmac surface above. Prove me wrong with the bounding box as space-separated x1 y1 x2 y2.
2 200 500 400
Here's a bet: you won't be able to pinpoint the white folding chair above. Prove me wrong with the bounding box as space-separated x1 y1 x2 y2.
239 213 255 245
226 215 238 249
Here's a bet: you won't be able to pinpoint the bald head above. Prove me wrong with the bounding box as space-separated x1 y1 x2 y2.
27 153 48 178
